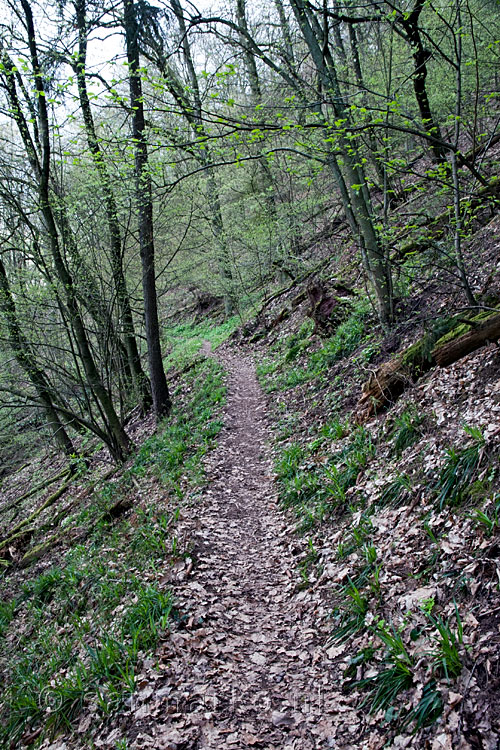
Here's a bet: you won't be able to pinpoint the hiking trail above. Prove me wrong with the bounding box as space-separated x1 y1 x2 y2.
106 348 354 750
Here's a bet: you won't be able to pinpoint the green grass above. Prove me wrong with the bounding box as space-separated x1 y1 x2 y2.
428 605 464 681
130 360 225 490
434 425 486 509
0 358 226 748
468 494 500 536
0 597 15 636
390 404 425 455
330 578 369 644
349 620 414 715
402 680 443 730
378 472 413 508
164 317 239 370
275 426 375 531
257 301 370 392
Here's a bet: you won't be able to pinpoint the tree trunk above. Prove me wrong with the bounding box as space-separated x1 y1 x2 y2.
124 0 171 420
169 0 237 315
73 0 152 411
14 1 132 460
0 258 75 456
289 0 393 327
396 0 448 164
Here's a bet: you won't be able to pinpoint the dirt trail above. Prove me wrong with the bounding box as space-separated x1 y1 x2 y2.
117 349 351 749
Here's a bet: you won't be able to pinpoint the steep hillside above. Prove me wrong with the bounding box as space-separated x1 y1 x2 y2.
245 218 500 748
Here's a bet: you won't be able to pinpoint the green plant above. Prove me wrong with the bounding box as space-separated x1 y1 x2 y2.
318 415 349 442
130 509 169 557
350 512 374 547
363 544 377 565
164 317 239 370
375 619 413 665
469 495 500 536
429 606 464 680
284 323 313 362
275 427 375 532
3 664 47 746
350 620 414 714
330 578 368 644
343 646 377 678
423 520 439 545
402 679 443 731
23 567 64 604
378 473 412 507
44 664 88 735
299 537 319 582
435 426 485 509
0 358 225 748
391 405 424 455
419 597 435 616
369 563 383 596
0 598 15 637
355 661 413 714
122 584 172 650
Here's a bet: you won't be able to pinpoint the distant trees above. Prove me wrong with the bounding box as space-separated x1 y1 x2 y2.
0 0 132 459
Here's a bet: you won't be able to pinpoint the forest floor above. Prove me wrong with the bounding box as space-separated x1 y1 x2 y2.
96 347 350 749
2 303 500 749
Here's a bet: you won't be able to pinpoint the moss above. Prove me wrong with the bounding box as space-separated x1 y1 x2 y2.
400 316 460 375
433 308 500 349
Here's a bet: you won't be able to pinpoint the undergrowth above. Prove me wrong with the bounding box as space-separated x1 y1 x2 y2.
0 359 226 748
275 425 375 531
257 300 370 391
257 300 498 740
434 425 488 509
164 317 239 370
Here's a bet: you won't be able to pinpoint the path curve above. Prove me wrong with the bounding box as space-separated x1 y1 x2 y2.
120 349 351 749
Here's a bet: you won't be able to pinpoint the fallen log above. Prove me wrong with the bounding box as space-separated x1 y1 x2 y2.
42 467 117 531
0 527 35 557
19 527 86 568
2 466 71 515
0 474 73 549
355 310 500 422
432 312 500 367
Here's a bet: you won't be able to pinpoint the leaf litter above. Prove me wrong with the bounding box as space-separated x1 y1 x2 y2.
34 341 500 749
55 348 355 750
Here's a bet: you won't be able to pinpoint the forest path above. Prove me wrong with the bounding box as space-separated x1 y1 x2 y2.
120 348 346 750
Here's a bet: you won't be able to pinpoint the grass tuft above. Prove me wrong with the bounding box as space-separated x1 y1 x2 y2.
434 425 485 509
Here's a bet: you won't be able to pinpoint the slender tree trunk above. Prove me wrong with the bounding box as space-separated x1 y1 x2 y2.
124 0 171 420
13 0 132 460
0 258 75 456
451 0 476 305
346 19 387 186
236 0 286 279
170 0 237 315
73 0 152 411
397 0 448 164
290 0 393 327
274 0 296 71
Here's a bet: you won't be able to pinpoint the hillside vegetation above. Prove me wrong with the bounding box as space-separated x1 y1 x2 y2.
0 0 499 747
